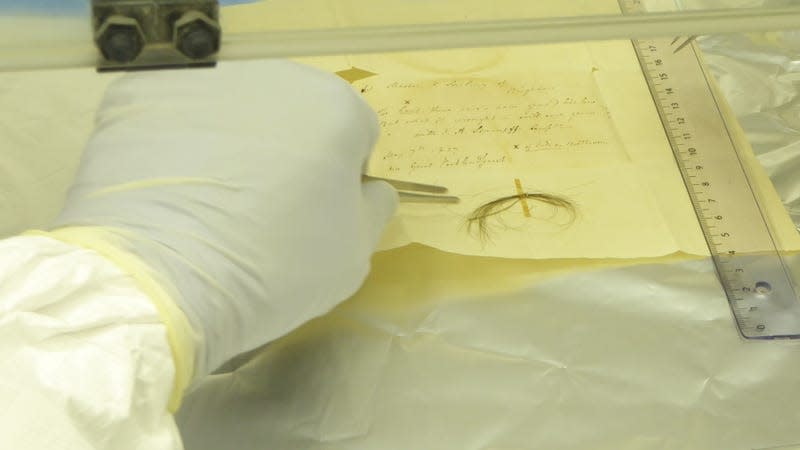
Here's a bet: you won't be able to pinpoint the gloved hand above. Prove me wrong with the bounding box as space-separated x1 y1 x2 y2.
51 60 398 387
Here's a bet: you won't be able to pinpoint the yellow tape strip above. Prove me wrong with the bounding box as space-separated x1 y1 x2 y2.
514 178 532 218
335 66 378 84
25 227 196 413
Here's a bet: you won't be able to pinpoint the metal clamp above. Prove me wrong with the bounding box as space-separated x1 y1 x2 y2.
92 0 220 71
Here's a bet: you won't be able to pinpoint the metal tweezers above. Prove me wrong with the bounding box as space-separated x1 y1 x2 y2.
362 175 459 204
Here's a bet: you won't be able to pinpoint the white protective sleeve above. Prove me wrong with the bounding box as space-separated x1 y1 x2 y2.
0 235 182 450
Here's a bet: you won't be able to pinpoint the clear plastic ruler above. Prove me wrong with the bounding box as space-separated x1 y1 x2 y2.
620 0 800 338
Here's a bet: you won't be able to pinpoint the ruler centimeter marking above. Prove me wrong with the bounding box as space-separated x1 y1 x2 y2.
620 0 800 338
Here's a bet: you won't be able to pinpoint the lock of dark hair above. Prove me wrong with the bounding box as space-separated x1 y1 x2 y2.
466 193 576 241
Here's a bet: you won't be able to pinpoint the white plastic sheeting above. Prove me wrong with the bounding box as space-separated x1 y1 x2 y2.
177 251 800 450
701 33 800 228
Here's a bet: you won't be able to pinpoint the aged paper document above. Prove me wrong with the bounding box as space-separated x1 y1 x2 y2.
345 42 708 258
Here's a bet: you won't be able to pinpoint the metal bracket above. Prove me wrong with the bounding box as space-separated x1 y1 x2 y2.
92 0 220 71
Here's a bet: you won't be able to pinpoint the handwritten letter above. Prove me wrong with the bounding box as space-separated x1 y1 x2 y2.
360 75 625 180
350 43 709 259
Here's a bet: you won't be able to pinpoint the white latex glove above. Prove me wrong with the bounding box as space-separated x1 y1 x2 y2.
51 60 398 385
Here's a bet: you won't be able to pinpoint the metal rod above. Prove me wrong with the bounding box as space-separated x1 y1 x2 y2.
219 8 800 61
1 7 800 71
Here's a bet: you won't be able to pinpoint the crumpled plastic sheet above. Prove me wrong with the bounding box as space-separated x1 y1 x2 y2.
176 251 800 450
701 32 800 229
